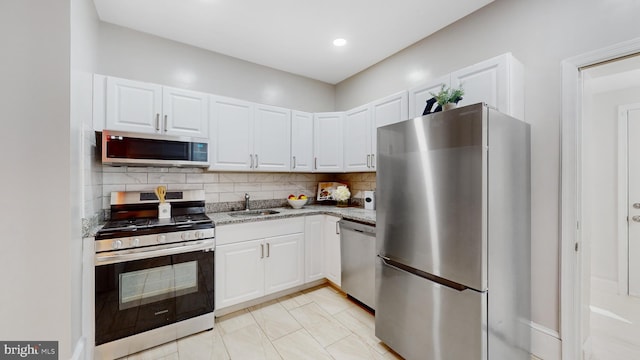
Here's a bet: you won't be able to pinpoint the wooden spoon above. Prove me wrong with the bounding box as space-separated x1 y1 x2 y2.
155 186 167 203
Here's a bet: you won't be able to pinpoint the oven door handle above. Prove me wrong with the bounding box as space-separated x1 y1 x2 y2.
95 239 215 265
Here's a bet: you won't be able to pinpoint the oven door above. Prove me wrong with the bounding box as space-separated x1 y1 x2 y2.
94 241 214 345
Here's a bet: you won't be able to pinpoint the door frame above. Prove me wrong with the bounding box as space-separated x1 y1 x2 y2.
561 38 640 360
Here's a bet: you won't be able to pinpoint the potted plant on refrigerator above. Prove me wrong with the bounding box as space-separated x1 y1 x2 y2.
431 84 465 110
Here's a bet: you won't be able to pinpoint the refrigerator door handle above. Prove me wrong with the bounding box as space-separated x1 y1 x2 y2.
378 255 472 292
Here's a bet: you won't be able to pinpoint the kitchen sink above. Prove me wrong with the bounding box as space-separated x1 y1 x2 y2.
229 209 280 217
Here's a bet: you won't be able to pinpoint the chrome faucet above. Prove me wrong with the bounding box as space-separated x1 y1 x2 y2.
244 193 250 211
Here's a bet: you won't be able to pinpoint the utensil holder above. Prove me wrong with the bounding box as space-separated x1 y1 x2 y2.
158 202 171 219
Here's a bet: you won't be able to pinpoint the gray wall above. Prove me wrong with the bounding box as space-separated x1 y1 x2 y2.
0 0 74 358
97 22 335 113
72 0 100 356
335 0 640 333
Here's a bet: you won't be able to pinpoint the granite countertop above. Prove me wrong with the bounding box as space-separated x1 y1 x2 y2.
208 205 376 226
85 205 375 238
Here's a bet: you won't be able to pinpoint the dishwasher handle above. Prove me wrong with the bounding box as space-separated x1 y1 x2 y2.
338 220 376 235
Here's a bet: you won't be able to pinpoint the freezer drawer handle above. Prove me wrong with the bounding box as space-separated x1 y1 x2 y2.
378 255 470 292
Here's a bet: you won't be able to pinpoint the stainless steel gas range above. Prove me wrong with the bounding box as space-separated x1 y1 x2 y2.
93 190 215 360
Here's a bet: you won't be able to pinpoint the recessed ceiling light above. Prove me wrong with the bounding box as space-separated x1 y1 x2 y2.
333 38 347 47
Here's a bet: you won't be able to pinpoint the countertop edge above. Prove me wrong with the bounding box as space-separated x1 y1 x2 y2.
84 205 376 238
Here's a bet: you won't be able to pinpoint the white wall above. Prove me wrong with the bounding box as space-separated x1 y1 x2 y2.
71 0 100 358
335 0 640 336
96 22 335 113
0 0 73 358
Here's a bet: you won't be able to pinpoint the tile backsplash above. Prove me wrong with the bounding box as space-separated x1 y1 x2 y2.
99 167 376 210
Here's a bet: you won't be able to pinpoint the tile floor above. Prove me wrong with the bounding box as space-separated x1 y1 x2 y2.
124 284 403 360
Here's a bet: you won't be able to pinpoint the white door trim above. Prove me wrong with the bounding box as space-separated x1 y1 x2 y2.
561 37 640 360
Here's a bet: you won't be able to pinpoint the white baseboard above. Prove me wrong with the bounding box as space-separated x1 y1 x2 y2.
71 337 86 360
530 321 562 360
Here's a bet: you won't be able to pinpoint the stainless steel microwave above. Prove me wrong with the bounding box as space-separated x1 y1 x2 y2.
98 130 209 167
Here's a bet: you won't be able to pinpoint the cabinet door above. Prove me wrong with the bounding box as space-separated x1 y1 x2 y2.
305 215 324 282
451 53 524 119
215 239 265 309
209 96 254 171
314 112 344 172
106 77 162 134
254 104 291 172
344 105 373 172
324 216 341 287
372 91 408 169
451 54 508 114
291 111 314 172
408 75 451 119
264 233 305 294
162 86 209 138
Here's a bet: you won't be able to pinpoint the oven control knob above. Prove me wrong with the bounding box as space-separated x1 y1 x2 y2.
195 231 202 239
181 232 190 241
131 238 140 247
157 235 167 243
112 239 123 250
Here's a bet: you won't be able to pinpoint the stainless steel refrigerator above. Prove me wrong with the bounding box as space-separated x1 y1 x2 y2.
375 103 530 360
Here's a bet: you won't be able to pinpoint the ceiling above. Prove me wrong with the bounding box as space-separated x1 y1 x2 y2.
93 0 494 84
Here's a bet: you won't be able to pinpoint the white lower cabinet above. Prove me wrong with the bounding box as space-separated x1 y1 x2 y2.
215 215 344 311
264 233 305 294
304 215 325 282
215 239 264 308
324 216 341 287
215 218 305 310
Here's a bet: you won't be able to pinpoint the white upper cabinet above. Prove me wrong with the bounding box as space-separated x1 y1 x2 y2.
314 112 345 172
291 111 314 172
209 96 254 171
104 76 208 137
451 53 524 119
344 104 373 172
371 91 408 170
254 104 291 172
372 91 409 129
209 97 291 172
105 77 162 133
408 74 451 119
162 86 209 137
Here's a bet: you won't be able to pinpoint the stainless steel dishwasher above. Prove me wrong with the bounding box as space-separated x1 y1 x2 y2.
339 219 376 310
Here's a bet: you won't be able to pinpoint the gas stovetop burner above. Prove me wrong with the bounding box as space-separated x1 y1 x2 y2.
95 190 214 242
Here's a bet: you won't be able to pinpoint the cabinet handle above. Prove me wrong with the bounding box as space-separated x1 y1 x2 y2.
164 115 168 132
371 154 375 168
266 243 270 257
260 244 264 259
255 154 258 168
293 156 296 169
336 222 340 235
367 154 371 168
155 114 160 131
250 154 254 168
314 157 318 170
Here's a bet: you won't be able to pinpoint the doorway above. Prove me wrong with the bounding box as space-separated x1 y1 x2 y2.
580 55 640 359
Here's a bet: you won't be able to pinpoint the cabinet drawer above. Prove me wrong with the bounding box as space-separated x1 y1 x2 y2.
216 217 305 245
